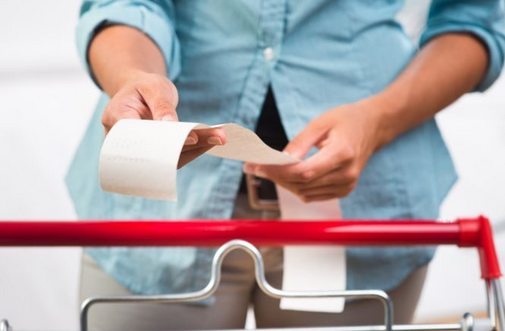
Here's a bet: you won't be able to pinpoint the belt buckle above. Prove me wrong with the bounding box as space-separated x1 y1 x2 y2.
245 173 280 211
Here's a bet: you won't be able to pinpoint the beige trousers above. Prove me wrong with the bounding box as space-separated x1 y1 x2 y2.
80 194 427 330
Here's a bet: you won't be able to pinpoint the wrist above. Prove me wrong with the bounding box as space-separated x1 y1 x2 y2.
89 25 167 97
357 92 406 151
116 69 153 91
98 68 148 97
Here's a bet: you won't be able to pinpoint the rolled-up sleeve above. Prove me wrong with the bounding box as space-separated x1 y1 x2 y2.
76 0 181 86
419 0 505 92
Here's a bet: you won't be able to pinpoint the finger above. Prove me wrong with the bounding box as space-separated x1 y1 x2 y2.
178 146 214 168
299 194 340 203
182 140 204 152
193 127 227 146
102 107 140 135
138 80 179 121
246 157 336 184
244 162 312 183
299 183 353 197
295 167 357 190
181 138 220 152
182 128 227 152
184 131 198 146
283 119 327 159
245 142 352 184
293 139 354 181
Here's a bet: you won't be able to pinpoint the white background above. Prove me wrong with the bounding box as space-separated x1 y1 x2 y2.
1 0 504 330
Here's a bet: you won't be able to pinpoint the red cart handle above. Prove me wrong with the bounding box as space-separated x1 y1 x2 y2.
0 216 500 279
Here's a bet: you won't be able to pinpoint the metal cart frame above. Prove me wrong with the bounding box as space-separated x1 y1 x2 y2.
0 216 503 331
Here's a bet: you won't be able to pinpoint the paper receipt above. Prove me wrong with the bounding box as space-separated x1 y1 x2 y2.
99 119 346 313
277 185 346 313
99 119 298 200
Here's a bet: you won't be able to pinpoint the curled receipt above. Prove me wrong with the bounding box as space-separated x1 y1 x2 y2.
99 119 297 200
100 119 346 313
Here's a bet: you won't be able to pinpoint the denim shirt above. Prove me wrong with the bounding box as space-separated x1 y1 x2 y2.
67 0 505 298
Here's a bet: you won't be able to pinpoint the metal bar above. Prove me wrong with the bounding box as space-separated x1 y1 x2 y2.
81 240 394 331
197 324 462 331
0 220 467 247
492 279 505 331
0 320 12 331
486 280 497 329
187 326 462 331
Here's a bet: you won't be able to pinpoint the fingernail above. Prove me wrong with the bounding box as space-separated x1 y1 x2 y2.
207 137 223 145
161 115 175 121
243 164 254 174
284 150 301 160
255 168 267 178
184 136 197 145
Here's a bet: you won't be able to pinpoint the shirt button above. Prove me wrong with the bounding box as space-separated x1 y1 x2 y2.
263 47 275 61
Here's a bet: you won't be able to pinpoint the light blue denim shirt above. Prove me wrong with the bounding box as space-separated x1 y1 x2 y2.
67 0 505 298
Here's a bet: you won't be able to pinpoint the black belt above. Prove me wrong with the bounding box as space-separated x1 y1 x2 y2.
239 174 279 211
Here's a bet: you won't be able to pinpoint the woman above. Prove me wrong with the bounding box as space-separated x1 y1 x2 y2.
67 0 505 329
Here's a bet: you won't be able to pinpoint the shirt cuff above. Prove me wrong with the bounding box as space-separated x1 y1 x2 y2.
76 2 181 88
420 24 504 92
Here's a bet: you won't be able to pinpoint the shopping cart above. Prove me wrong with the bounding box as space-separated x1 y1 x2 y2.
0 216 503 331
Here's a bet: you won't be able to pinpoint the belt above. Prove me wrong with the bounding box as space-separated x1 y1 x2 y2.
244 173 280 211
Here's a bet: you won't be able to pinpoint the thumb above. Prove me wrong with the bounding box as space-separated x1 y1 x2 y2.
284 120 327 160
141 80 179 121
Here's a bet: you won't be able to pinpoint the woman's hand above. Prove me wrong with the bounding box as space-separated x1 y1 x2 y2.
102 71 226 168
88 26 226 169
243 34 489 203
244 97 386 202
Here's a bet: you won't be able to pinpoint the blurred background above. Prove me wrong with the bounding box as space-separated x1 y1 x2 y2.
1 0 504 330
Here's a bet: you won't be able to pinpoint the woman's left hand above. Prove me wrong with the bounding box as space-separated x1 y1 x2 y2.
243 97 386 202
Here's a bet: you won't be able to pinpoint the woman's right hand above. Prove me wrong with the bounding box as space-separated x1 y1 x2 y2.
102 71 227 168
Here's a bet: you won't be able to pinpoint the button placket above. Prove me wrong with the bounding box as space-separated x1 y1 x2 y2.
258 0 286 64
